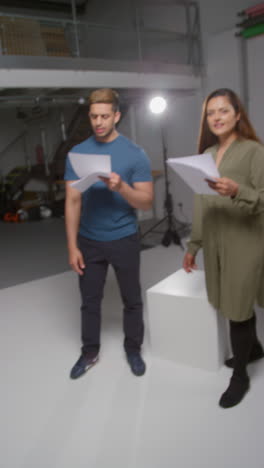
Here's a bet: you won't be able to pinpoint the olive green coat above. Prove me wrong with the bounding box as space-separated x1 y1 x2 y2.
187 139 264 321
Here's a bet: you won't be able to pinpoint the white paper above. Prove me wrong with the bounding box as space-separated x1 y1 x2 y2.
167 153 220 195
68 152 111 192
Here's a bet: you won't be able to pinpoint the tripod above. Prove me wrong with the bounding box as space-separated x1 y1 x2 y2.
141 126 184 248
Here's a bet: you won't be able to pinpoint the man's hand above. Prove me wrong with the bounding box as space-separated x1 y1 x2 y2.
183 252 198 273
99 172 122 192
100 173 153 210
68 247 85 275
205 177 239 197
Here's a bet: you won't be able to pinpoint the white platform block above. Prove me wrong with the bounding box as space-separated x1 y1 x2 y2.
146 269 228 371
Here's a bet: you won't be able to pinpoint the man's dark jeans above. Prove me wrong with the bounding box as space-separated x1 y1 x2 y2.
78 232 144 355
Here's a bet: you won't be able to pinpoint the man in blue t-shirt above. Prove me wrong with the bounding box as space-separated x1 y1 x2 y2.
64 88 153 379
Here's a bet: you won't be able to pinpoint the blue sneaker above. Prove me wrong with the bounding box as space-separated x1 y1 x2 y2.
70 353 98 379
126 352 146 376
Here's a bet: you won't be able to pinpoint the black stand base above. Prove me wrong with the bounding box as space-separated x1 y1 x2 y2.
140 215 184 249
141 125 189 250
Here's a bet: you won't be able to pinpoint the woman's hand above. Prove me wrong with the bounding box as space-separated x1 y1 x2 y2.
183 252 198 273
206 177 239 197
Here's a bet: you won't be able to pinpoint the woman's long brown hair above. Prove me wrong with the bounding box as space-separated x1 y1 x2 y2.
198 88 260 153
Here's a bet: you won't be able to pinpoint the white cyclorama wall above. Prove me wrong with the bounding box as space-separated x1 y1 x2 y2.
199 0 259 35
199 0 263 122
203 28 243 97
247 35 264 139
203 27 264 143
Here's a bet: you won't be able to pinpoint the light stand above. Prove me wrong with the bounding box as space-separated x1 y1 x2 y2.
140 95 184 248
141 124 183 248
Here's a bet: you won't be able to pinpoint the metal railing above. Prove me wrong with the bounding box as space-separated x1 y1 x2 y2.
0 1 202 67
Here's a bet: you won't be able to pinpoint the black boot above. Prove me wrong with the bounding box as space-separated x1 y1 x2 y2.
219 375 250 409
219 318 254 409
225 313 264 368
225 344 264 368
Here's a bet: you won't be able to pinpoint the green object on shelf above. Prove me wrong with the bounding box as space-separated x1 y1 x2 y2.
242 23 264 38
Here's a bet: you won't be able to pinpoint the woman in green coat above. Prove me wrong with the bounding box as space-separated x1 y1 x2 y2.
183 88 264 409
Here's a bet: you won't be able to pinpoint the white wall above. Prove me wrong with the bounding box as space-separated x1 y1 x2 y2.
203 29 243 96
199 1 264 139
198 0 259 35
247 35 264 139
203 29 264 139
198 0 262 97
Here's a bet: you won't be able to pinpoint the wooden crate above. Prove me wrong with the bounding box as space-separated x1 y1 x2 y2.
40 25 70 57
0 17 46 56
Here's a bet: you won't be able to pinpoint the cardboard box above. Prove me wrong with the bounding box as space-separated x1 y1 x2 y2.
40 25 70 56
0 17 46 56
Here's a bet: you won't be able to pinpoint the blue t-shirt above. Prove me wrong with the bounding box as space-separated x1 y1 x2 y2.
64 134 152 241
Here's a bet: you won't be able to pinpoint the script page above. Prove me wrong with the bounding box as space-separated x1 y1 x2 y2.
167 153 220 195
68 152 111 192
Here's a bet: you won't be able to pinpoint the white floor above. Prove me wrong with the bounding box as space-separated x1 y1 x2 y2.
2 244 264 468
0 218 69 289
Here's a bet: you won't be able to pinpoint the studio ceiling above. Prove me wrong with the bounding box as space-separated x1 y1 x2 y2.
0 0 88 14
0 87 91 107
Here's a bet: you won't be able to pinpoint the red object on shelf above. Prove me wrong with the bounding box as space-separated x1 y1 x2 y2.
245 3 264 16
3 212 20 222
35 144 44 164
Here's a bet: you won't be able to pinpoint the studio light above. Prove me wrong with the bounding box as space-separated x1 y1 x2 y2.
141 95 183 248
149 96 167 114
78 97 86 105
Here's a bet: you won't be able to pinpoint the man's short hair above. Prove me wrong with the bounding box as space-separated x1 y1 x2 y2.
88 88 120 112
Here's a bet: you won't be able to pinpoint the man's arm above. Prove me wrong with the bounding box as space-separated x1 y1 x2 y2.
119 180 153 210
65 181 85 275
100 173 154 210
